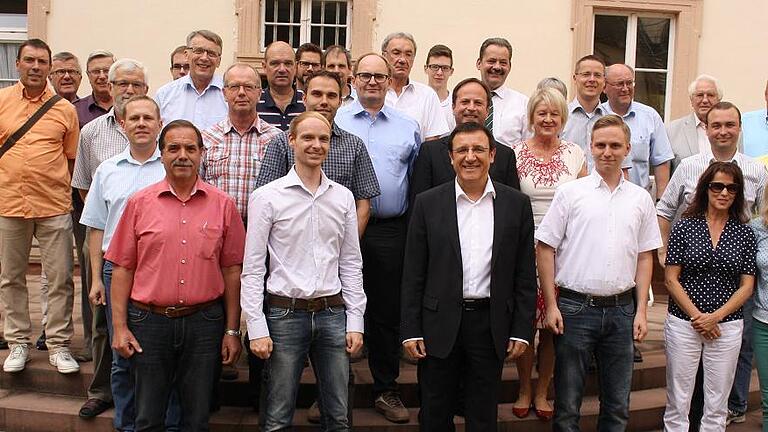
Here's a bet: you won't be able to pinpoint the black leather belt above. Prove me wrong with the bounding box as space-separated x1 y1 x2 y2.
367 215 405 225
462 298 490 311
559 288 633 307
268 293 345 312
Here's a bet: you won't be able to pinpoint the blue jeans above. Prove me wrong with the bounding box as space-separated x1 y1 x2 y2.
729 296 755 413
103 261 182 432
262 305 350 431
553 295 635 432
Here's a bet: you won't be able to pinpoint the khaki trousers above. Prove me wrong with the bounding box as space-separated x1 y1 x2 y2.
0 214 74 350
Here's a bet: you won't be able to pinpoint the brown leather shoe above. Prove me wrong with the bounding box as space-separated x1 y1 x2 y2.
78 398 112 419
374 391 409 423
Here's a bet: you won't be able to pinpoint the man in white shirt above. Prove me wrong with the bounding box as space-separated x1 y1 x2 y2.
242 111 366 430
401 121 536 431
536 114 662 431
475 37 530 147
382 32 449 140
423 44 455 132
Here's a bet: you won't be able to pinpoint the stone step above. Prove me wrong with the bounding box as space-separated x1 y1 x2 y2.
0 346 669 409
0 373 759 432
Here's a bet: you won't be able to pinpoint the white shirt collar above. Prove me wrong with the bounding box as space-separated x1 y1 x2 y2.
455 177 496 203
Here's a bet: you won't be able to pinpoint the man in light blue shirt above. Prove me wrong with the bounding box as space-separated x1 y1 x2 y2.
602 64 674 199
80 96 180 432
742 81 768 163
562 55 606 172
334 53 420 424
154 30 227 130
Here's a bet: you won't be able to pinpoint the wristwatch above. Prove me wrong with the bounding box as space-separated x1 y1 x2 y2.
225 329 242 337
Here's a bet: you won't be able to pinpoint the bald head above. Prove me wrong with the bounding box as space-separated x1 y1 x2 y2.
604 64 635 114
263 41 296 91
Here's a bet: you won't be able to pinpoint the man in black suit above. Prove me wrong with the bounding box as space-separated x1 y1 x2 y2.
401 122 537 431
410 77 520 207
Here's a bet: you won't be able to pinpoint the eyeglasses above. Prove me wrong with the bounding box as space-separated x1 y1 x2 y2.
708 181 740 195
576 71 604 79
607 80 635 89
224 83 260 92
298 60 321 69
452 146 490 156
171 63 190 71
110 80 146 90
87 68 110 76
188 47 221 58
426 64 453 72
355 72 389 83
51 69 81 77
692 91 718 100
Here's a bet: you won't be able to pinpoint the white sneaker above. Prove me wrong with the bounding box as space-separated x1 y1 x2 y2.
3 344 30 372
49 349 80 374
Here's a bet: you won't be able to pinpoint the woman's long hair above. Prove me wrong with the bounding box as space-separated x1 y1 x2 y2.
681 161 747 223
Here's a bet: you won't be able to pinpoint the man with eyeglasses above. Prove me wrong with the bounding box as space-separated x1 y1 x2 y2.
49 51 82 103
258 41 306 131
323 45 355 105
657 101 767 429
155 29 227 130
169 45 190 81
73 50 115 130
335 52 421 424
201 63 282 220
562 55 607 170
71 58 151 421
295 43 322 93
423 44 455 131
667 75 735 172
382 32 449 141
601 63 674 200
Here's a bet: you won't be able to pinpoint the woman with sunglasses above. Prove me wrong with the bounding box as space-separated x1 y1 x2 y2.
663 161 756 431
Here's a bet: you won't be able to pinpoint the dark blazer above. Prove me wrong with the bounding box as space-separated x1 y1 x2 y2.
400 180 537 360
409 137 520 207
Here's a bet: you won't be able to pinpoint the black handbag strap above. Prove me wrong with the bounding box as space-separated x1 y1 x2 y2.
0 94 63 160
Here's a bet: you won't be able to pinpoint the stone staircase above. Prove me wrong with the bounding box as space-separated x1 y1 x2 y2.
0 273 760 431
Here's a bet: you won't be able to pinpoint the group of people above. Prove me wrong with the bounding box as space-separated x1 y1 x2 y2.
0 27 767 432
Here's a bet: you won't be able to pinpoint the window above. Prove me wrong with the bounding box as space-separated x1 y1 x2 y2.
0 4 27 89
261 0 350 50
594 13 674 120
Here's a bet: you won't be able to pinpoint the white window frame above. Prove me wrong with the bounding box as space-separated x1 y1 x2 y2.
592 11 676 121
259 0 352 51
0 13 27 87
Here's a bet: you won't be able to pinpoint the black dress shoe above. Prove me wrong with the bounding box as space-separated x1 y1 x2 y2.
79 398 112 418
633 343 643 363
0 338 8 350
35 331 47 351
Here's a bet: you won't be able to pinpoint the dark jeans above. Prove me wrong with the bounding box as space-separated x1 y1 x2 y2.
361 216 406 396
729 296 755 413
262 305 350 431
553 295 635 432
103 261 181 432
128 300 223 432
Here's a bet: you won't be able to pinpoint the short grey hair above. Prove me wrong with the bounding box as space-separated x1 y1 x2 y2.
223 63 260 87
536 77 567 99
186 29 223 49
52 51 80 67
108 58 149 84
86 50 115 68
381 32 417 54
688 74 723 99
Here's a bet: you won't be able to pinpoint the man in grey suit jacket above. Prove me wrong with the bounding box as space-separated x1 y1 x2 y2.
666 74 741 171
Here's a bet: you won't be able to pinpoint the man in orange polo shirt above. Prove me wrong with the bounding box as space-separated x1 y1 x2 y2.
0 39 80 374
107 120 245 430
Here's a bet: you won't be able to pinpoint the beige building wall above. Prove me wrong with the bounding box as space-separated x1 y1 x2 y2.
45 0 237 97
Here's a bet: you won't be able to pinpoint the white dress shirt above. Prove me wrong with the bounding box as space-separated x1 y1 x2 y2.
456 179 495 299
439 91 456 133
492 86 532 148
385 80 450 139
240 167 367 339
695 119 711 156
535 171 663 295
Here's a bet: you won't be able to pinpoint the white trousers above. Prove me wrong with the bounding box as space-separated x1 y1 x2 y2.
663 313 743 432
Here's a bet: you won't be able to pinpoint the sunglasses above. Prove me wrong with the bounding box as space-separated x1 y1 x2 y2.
708 182 740 195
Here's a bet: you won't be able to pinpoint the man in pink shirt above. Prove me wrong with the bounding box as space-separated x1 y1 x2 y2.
106 119 245 430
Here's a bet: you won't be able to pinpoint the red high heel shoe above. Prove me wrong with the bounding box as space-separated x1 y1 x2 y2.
512 405 531 418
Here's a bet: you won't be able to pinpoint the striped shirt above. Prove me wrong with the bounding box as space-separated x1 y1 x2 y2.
656 151 768 223
256 87 305 131
71 108 128 191
201 116 282 219
255 122 381 200
80 145 165 252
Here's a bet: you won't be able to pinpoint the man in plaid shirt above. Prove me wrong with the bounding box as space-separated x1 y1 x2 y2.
256 69 380 236
201 63 282 220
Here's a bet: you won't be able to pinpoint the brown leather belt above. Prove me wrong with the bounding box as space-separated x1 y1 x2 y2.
131 298 221 318
268 293 344 312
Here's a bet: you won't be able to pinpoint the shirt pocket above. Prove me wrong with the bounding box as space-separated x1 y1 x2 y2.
197 224 223 260
205 146 230 179
385 139 414 177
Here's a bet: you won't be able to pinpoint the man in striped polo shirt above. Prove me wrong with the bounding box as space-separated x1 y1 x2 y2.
257 41 305 131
